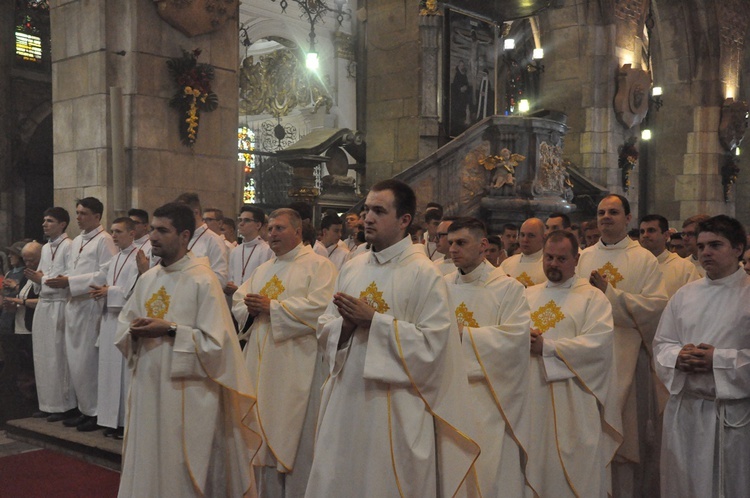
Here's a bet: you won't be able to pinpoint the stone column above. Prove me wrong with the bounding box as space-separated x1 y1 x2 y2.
50 0 241 233
418 13 441 160
0 2 14 247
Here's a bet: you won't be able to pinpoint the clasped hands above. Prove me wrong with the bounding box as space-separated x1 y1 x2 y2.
129 317 173 338
243 293 271 317
530 328 544 356
676 343 714 373
334 292 375 337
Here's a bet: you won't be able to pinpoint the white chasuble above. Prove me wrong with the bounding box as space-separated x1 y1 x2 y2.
500 249 547 287
654 269 750 498
307 236 480 498
97 244 139 429
116 253 259 498
32 234 76 413
444 261 532 497
65 225 116 415
522 277 622 498
576 236 668 462
188 223 229 287
656 250 700 298
231 243 336 482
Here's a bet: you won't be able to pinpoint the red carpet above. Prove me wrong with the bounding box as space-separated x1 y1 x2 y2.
0 449 120 497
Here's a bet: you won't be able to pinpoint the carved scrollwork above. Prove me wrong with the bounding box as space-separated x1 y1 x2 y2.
240 48 333 118
533 142 573 200
153 0 237 37
614 64 651 129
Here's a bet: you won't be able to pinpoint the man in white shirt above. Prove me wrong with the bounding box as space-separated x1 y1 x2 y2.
639 214 700 297
90 217 140 439
500 223 518 252
47 197 117 432
654 215 750 498
681 214 710 277
313 212 349 271
225 206 274 298
343 212 361 251
25 207 78 422
500 217 547 287
174 193 229 287
544 212 571 235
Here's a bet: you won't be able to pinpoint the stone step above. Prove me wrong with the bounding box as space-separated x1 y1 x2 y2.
4 417 122 471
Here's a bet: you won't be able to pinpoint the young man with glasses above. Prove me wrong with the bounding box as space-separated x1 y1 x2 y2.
225 206 274 299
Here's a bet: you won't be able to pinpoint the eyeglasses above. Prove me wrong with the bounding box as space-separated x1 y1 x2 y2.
203 217 218 223
237 217 260 224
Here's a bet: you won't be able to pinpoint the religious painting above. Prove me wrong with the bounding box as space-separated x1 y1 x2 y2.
445 9 498 138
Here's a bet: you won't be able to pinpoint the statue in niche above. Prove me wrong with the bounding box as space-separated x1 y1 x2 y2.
719 98 749 152
480 148 526 192
534 142 573 200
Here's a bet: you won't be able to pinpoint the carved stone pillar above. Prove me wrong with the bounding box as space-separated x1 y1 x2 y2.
418 14 441 159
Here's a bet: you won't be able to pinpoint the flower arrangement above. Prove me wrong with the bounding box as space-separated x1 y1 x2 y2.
618 137 638 192
167 48 218 146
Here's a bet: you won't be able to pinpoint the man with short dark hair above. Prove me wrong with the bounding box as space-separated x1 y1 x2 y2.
174 193 229 287
307 180 479 497
222 217 238 246
654 215 750 498
523 230 621 497
576 194 668 496
90 217 139 439
46 197 117 431
26 207 77 421
115 202 258 497
232 207 336 497
545 212 571 235
681 214 711 277
500 217 547 287
344 212 360 251
669 233 689 258
225 206 273 298
640 214 700 297
500 223 518 251
423 207 443 261
485 235 506 267
313 212 349 270
444 217 531 496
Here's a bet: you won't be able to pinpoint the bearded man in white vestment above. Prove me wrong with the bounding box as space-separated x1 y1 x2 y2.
500 218 547 287
47 197 116 432
232 208 336 498
307 180 480 498
654 215 750 498
174 192 229 286
90 218 140 438
115 202 259 498
443 217 532 497
523 231 622 497
26 207 78 421
576 194 668 497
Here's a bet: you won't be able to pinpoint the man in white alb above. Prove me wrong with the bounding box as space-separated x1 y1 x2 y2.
90 217 140 439
25 207 77 422
639 214 700 298
232 208 336 498
681 214 710 277
654 215 750 498
313 212 349 271
576 194 668 497
307 180 480 498
434 218 456 275
225 205 273 301
500 217 547 287
444 217 531 497
174 192 229 286
523 230 622 497
46 197 116 432
115 202 259 498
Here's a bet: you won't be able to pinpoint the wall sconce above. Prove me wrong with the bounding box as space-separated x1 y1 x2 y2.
504 38 515 50
649 86 663 111
528 47 545 73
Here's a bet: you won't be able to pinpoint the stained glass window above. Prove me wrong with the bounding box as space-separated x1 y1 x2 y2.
238 126 257 204
15 0 49 65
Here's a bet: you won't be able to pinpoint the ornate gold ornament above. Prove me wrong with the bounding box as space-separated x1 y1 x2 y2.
359 282 390 314
515 272 534 288
480 148 526 189
454 302 480 328
146 286 171 319
596 262 624 289
533 142 573 200
530 300 565 334
260 275 286 300
240 48 333 118
153 0 238 37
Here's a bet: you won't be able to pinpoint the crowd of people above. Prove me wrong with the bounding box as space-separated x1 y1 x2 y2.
3 181 749 498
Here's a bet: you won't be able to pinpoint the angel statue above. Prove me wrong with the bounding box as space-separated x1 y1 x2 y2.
480 148 526 189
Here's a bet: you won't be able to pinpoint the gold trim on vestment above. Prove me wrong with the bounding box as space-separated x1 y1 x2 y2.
392 319 481 498
466 327 538 497
549 385 580 498
387 387 406 498
279 302 317 331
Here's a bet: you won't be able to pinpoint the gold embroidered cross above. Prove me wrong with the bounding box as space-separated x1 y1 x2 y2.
145 286 171 319
516 272 534 288
531 300 565 334
597 262 624 288
260 275 285 300
455 302 480 328
359 282 390 313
